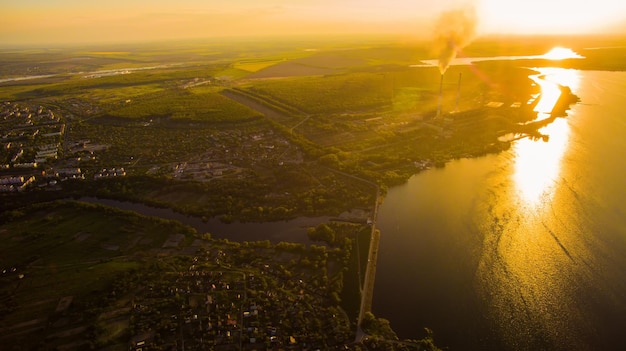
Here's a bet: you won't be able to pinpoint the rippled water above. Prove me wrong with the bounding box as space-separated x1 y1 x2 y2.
373 70 626 350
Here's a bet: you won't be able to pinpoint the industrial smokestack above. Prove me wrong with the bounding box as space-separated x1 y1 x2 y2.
432 6 475 117
437 73 444 117
455 72 462 112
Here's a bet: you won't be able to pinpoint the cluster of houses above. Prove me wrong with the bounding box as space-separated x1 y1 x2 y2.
1 103 65 175
35 143 60 164
1 102 59 126
0 102 130 191
2 100 308 193
169 129 303 182
0 168 85 192
125 240 352 351
0 175 35 192
94 167 126 180
55 168 84 180
173 161 230 180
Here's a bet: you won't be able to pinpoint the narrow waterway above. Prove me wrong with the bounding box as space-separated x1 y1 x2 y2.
372 69 626 350
79 197 329 244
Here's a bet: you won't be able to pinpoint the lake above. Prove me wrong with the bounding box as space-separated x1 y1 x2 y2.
372 69 626 350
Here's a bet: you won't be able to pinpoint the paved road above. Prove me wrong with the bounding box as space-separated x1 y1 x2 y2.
355 226 381 342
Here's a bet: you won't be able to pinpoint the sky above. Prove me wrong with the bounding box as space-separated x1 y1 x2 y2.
1 0 626 46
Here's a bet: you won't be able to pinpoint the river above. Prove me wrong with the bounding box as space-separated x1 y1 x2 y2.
79 197 329 244
372 69 626 350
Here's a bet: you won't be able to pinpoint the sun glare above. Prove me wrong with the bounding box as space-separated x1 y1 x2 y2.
530 67 580 118
542 47 584 60
539 67 581 91
531 76 561 115
514 119 569 207
513 68 580 207
479 0 626 35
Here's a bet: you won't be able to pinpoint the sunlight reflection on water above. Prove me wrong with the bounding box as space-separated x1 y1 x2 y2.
412 47 585 68
513 119 569 206
513 68 580 207
375 69 626 351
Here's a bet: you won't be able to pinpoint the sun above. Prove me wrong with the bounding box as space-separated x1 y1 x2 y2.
478 0 626 34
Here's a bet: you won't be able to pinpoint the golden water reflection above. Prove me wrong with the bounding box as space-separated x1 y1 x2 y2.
542 47 584 60
542 67 581 89
514 119 570 205
514 68 580 206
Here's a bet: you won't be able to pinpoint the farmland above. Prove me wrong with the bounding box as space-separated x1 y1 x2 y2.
243 72 393 114
106 87 261 122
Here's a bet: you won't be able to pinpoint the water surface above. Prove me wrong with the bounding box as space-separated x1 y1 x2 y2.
373 70 626 350
80 197 329 244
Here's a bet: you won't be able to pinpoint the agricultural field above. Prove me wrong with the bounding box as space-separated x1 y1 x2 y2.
243 72 393 114
244 51 374 79
245 61 341 79
106 87 261 122
0 201 195 347
233 58 286 72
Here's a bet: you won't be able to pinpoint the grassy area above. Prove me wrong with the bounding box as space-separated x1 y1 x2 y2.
0 201 192 267
241 61 522 118
1 64 225 99
0 81 65 101
233 58 286 72
0 201 198 340
214 67 253 79
107 88 261 121
82 84 165 105
244 72 393 114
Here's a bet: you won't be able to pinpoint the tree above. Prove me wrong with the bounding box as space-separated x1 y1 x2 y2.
415 328 443 351
307 223 336 245
361 312 398 341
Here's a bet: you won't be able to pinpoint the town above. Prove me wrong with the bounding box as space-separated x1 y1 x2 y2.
0 101 307 193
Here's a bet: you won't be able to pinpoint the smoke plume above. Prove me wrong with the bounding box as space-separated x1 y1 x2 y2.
434 7 477 74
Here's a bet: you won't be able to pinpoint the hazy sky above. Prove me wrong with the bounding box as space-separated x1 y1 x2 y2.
2 0 625 46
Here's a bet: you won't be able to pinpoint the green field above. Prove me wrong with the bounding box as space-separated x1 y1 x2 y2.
107 88 261 121
244 72 393 114
0 201 197 341
233 58 286 72
83 84 165 104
